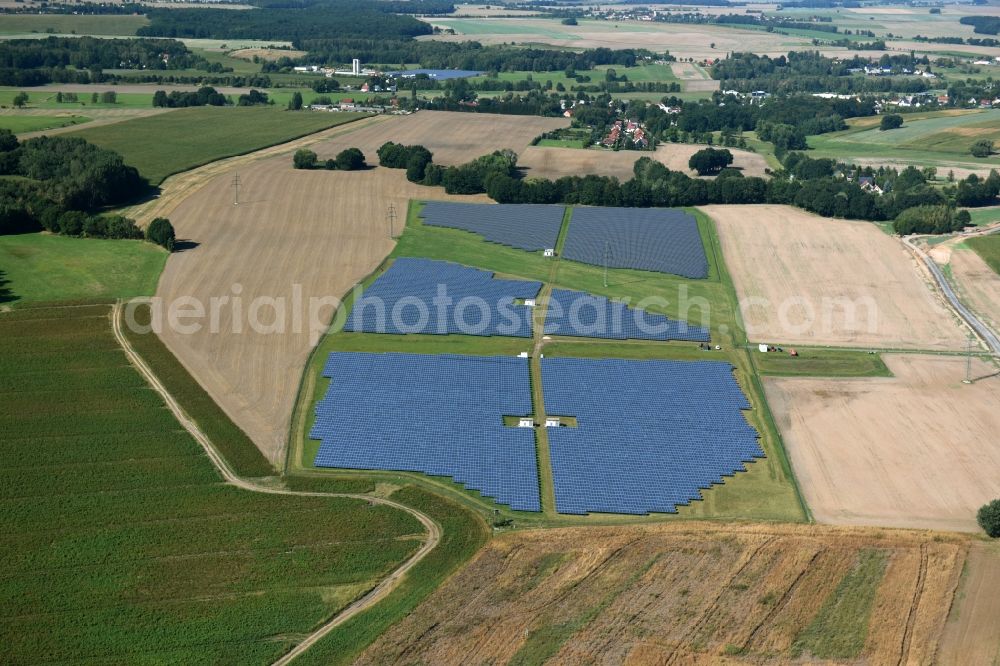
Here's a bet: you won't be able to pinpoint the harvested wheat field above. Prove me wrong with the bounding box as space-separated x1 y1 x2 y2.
766 354 1000 532
312 111 567 165
357 522 972 664
156 160 490 465
944 245 1000 334
938 542 1000 666
707 204 967 349
520 143 768 181
425 19 810 60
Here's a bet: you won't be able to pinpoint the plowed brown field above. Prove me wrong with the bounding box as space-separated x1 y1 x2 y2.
357 522 970 665
765 354 1000 532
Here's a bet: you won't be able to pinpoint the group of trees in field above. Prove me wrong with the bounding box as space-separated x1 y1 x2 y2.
960 16 1000 35
893 205 969 235
688 148 733 176
971 140 995 158
153 86 227 108
981 500 1000 538
377 141 435 183
0 130 176 248
879 114 904 131
293 147 366 171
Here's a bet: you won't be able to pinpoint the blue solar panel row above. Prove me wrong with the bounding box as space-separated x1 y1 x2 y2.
541 357 763 516
345 258 542 337
419 201 565 252
562 207 709 279
311 352 541 511
544 288 709 342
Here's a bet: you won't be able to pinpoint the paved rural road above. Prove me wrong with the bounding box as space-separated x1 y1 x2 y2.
111 302 442 665
904 236 1000 356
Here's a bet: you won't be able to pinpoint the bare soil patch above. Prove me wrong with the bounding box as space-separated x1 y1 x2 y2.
765 354 1000 532
707 204 967 349
520 143 768 180
357 522 968 664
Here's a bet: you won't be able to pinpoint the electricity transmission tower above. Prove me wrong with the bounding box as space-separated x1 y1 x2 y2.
231 172 241 206
964 334 975 384
387 203 397 239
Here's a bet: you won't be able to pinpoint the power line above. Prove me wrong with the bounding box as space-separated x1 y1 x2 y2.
387 203 397 239
964 334 974 384
231 172 241 206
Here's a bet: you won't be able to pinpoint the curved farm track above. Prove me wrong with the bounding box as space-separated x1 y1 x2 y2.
110 302 442 666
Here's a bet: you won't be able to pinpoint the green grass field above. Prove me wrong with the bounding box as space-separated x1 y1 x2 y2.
0 88 156 109
967 206 1000 228
0 14 148 35
0 114 90 133
67 107 367 185
754 347 892 377
0 233 166 306
537 138 588 148
288 200 808 526
967 233 1000 275
0 304 425 663
808 109 1000 169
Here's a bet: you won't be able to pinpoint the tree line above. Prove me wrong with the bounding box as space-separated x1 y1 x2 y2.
138 0 435 42
369 138 997 234
0 36 212 86
712 51 932 94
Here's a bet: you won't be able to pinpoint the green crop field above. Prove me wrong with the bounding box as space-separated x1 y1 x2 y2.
0 234 166 306
68 107 368 185
0 304 425 663
0 14 148 36
808 109 1000 168
967 233 1000 275
288 201 808 526
0 114 90 133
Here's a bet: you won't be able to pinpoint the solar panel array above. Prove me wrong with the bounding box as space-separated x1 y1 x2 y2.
311 352 541 511
562 207 709 278
544 288 710 342
419 201 565 252
345 258 542 337
541 357 762 515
